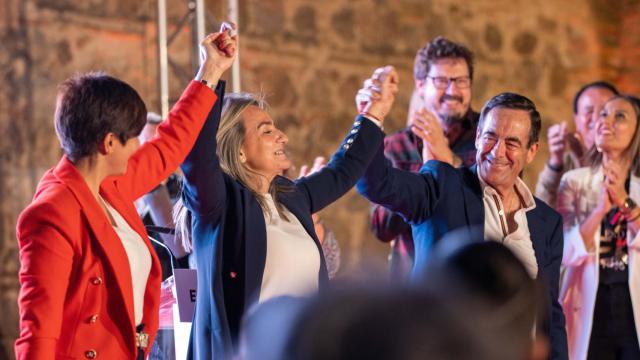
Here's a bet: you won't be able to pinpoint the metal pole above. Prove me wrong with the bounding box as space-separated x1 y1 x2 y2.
195 0 206 64
157 0 169 118
228 0 241 92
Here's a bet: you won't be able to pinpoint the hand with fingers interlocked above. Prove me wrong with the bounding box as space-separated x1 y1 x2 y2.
355 66 399 125
195 22 238 87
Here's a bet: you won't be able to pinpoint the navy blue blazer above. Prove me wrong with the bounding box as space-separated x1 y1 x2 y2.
357 148 568 360
181 83 385 359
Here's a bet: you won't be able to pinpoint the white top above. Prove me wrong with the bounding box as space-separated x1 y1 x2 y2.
479 176 539 278
258 194 321 303
557 166 640 360
101 197 152 324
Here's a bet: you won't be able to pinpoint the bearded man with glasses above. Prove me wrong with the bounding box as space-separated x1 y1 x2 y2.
370 36 479 281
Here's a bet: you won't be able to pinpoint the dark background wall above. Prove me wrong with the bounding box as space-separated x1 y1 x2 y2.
1 0 639 358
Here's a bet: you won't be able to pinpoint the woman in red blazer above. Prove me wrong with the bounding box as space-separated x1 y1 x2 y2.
15 30 237 360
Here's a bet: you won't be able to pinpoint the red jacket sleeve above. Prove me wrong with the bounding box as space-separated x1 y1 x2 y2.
117 81 217 200
15 201 75 360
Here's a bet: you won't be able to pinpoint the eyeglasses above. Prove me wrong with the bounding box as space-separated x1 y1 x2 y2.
426 76 471 89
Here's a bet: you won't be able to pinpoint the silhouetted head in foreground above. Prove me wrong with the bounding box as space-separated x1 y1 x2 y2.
280 285 492 360
422 228 549 360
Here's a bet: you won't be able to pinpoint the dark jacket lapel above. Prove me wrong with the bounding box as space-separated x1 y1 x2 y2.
461 165 485 231
272 177 330 288
526 202 546 270
243 189 267 304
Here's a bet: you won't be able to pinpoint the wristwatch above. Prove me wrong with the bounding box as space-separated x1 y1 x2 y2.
199 79 216 90
621 197 637 213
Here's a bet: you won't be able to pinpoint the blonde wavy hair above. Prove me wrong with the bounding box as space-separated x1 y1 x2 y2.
174 92 292 251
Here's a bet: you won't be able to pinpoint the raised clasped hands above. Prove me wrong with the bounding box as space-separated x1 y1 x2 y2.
355 65 399 125
195 22 239 85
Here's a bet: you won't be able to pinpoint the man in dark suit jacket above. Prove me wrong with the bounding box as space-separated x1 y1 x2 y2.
370 36 479 281
357 92 568 359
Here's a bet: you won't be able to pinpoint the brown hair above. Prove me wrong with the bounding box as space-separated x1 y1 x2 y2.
54 72 146 162
478 92 541 148
413 36 474 82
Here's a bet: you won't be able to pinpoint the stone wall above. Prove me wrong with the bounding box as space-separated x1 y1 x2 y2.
1 0 639 358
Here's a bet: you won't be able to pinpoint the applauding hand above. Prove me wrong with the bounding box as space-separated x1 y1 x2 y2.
546 122 568 169
602 159 629 207
298 156 326 178
410 108 457 165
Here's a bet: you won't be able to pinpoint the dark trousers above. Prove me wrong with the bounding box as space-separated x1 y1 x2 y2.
587 283 640 360
149 329 176 360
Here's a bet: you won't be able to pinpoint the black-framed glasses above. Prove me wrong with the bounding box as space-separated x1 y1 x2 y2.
426 76 471 89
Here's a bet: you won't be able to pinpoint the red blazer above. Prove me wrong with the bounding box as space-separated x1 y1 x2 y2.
15 81 216 360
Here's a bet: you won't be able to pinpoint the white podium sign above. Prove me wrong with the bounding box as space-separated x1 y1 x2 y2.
173 268 197 322
172 268 197 360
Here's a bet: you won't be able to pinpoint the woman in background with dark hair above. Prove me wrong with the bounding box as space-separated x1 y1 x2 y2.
558 95 640 360
14 30 237 360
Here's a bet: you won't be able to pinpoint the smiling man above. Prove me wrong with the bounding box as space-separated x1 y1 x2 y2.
370 37 478 280
358 93 568 359
414 36 478 167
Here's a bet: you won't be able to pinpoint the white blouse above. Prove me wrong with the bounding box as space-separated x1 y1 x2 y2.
479 176 539 278
258 194 321 303
101 197 152 325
